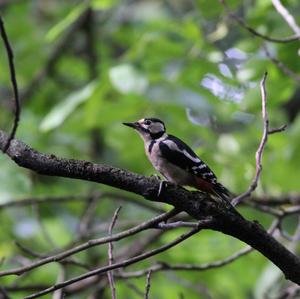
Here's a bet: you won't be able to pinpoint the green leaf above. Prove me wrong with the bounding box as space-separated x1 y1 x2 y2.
109 64 148 95
45 2 88 42
40 81 97 132
92 0 119 10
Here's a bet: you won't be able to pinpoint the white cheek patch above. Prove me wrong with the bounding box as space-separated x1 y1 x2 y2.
141 124 149 130
149 122 164 134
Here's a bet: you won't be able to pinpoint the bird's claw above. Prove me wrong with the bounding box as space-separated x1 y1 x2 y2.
151 174 161 180
150 174 168 197
158 180 168 197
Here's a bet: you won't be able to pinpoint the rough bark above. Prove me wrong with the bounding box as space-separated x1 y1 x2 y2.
1 130 300 285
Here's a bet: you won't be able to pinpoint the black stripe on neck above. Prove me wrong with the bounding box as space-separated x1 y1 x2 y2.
150 131 164 139
148 140 156 154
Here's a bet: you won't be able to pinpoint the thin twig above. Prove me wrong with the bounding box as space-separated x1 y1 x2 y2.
0 194 91 209
24 220 210 299
118 217 280 278
262 43 300 84
0 16 20 153
268 124 288 134
1 129 300 285
52 266 66 299
107 207 122 299
156 221 199 229
279 215 300 243
272 0 300 35
117 246 252 278
232 72 269 206
144 270 152 299
245 201 284 217
251 194 300 206
0 209 179 277
2 285 50 292
15 241 45 258
219 0 300 43
0 192 163 213
15 241 91 270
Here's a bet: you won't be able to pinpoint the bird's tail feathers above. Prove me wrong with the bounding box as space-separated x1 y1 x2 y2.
212 183 243 218
213 183 233 204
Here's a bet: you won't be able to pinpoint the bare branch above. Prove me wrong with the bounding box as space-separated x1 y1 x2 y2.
219 0 300 43
245 201 284 217
107 207 122 299
0 209 178 277
117 246 252 278
232 72 269 206
272 0 300 35
119 218 280 279
0 16 20 153
15 240 92 271
15 241 45 258
268 124 288 135
0 191 163 213
251 194 300 206
24 221 209 299
144 270 152 299
0 131 300 285
279 216 300 243
156 221 199 229
262 44 300 84
52 267 66 299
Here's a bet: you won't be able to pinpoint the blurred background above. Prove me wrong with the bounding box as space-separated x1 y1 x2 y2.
0 0 300 298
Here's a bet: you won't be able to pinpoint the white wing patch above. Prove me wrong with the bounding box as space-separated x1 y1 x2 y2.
182 149 201 163
163 139 201 163
198 164 207 169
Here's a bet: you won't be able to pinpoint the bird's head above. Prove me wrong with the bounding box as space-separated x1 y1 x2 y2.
123 118 166 141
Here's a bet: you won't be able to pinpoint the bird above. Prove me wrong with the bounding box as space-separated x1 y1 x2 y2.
123 117 232 202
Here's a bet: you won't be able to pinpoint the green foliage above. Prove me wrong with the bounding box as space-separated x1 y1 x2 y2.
0 0 299 298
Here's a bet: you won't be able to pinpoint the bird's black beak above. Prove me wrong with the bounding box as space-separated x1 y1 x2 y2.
123 121 140 129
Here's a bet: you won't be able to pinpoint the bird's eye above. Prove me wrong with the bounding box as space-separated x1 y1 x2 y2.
144 120 151 126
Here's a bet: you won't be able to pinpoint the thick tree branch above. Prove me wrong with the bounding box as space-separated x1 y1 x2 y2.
0 131 300 285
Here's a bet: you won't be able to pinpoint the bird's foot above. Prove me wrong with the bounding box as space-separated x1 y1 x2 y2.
157 180 168 197
151 174 161 181
150 174 169 197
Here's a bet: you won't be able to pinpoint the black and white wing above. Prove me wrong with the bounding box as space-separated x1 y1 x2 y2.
159 135 217 183
159 135 231 200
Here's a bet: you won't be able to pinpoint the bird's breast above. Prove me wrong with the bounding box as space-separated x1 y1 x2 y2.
145 141 193 185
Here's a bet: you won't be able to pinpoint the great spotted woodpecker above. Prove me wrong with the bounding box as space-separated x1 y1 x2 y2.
123 118 232 201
